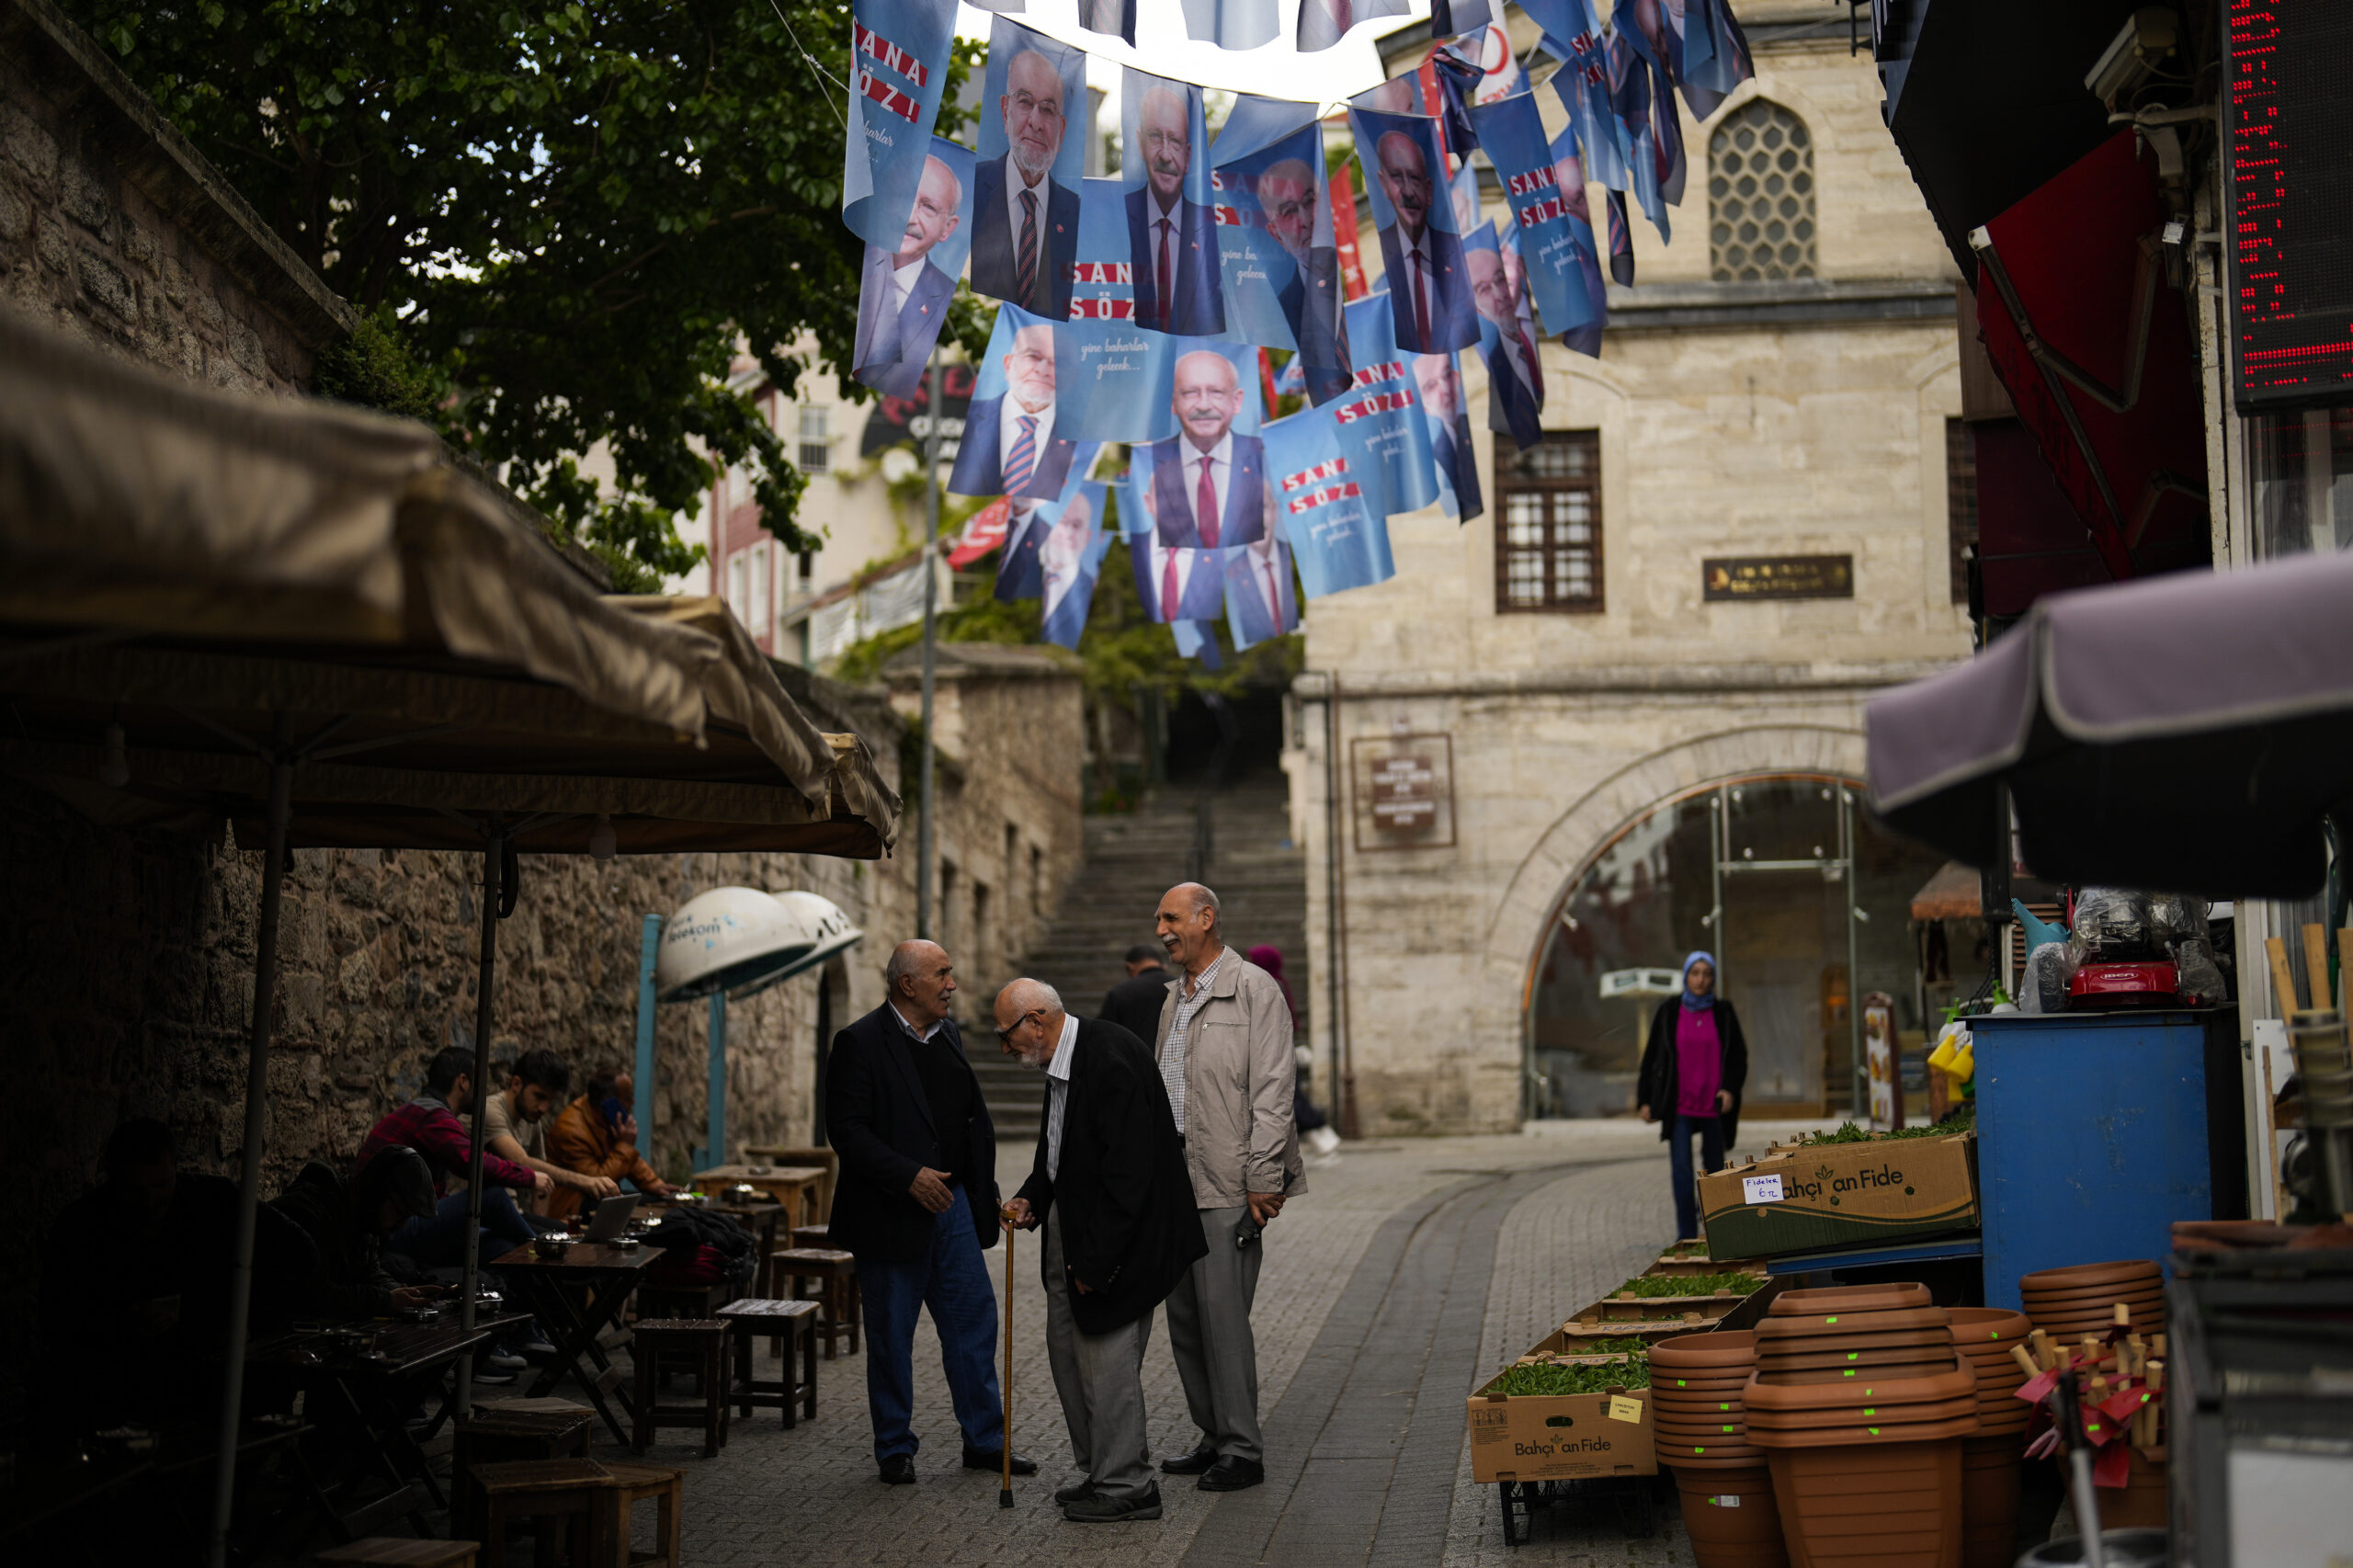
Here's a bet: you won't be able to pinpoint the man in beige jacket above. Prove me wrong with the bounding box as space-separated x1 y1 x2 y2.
1148 881 1304 1493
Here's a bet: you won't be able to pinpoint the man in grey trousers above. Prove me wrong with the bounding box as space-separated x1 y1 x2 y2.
1150 882 1305 1493
1000 980 1204 1523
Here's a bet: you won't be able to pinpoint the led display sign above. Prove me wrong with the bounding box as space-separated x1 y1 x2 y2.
2231 1 2353 411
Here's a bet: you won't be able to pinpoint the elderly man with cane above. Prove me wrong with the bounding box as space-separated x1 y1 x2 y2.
1151 882 1304 1493
998 978 1202 1523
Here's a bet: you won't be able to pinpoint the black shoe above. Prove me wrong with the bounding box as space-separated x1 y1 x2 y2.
1064 1487 1163 1523
1160 1442 1220 1475
879 1454 916 1485
1197 1456 1265 1492
962 1448 1038 1475
1053 1479 1095 1505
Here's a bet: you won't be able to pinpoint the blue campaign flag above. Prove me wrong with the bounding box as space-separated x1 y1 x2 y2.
1608 32 1672 243
1075 0 1136 46
853 138 975 401
1170 617 1223 667
1129 345 1268 548
1133 540 1232 624
1604 187 1635 286
1547 125 1608 357
1027 483 1113 645
1068 178 1139 325
1180 0 1279 51
843 0 959 253
1538 8 1632 194
971 17 1088 319
1224 532 1300 649
1488 222 1548 450
1263 402 1397 598
1430 0 1495 41
1215 97 1354 405
1338 292 1439 519
949 305 1084 500
1470 89 1595 343
1299 0 1410 52
1677 0 1756 113
1417 349 1482 522
1272 355 1306 398
1064 332 1263 455
1350 108 1480 357
1122 70 1224 336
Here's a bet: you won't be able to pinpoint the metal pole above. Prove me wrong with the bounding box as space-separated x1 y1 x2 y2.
1844 788 1865 1119
917 347 942 941
457 829 505 1415
634 913 663 1127
208 714 294 1568
706 990 728 1169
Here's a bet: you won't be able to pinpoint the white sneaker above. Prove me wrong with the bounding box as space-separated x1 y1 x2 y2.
1305 1127 1342 1156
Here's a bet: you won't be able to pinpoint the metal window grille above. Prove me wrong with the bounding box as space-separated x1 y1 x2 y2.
1708 101 1817 282
798 404 831 473
1494 430 1603 614
1946 417 1977 603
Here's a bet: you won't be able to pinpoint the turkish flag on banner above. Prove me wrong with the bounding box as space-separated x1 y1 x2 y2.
1331 162 1368 301
947 496 1012 568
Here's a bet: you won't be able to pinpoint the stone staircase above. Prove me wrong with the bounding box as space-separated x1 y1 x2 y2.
968 771 1307 1141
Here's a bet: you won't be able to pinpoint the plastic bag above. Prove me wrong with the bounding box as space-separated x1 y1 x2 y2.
2069 887 2154 961
2147 892 2212 948
2019 940 2079 1013
2171 937 2229 1006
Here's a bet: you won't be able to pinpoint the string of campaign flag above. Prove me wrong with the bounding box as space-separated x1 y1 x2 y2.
842 0 1754 659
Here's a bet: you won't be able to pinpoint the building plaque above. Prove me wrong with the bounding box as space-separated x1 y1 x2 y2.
1351 734 1456 852
1702 554 1854 601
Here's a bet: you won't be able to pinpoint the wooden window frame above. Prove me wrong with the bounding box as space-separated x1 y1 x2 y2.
1494 429 1606 615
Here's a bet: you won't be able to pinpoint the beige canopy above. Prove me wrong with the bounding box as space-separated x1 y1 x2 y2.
0 310 897 855
1910 860 1984 922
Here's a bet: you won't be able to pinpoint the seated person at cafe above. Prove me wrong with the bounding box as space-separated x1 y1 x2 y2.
269 1145 440 1320
360 1044 550 1272
478 1048 618 1216
37 1117 305 1426
544 1062 678 1220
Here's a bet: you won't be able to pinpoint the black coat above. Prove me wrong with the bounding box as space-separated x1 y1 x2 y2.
824 1005 1000 1263
1636 997 1750 1150
1013 1017 1206 1335
270 1160 400 1321
1097 966 1174 1044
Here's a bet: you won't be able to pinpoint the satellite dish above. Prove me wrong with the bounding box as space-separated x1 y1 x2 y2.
654 888 864 1003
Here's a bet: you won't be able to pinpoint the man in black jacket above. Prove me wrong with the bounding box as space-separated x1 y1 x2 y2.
824 939 1033 1486
271 1148 440 1321
999 978 1204 1524
1096 943 1172 1041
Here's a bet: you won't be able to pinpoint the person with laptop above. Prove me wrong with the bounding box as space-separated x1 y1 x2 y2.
545 1062 678 1221
478 1049 620 1217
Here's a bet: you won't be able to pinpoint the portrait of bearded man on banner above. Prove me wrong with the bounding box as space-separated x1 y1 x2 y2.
972 19 1086 320
951 310 1081 500
1147 349 1266 549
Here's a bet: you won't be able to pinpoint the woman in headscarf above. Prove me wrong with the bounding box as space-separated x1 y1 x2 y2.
1635 951 1749 1243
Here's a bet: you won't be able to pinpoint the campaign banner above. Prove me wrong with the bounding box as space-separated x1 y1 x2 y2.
1263 403 1397 598
1535 2 1631 193
842 0 959 253
1608 32 1673 242
1430 0 1495 41
1416 350 1482 521
1487 222 1549 450
1075 0 1135 45
1349 108 1479 356
1331 162 1369 301
1300 0 1411 53
1017 482 1112 646
1068 178 1138 324
1453 20 1524 104
853 138 975 400
1125 346 1268 547
1338 292 1439 519
1470 88 1595 343
947 495 1012 568
995 445 1104 598
1549 123 1608 356
1224 531 1301 650
1170 616 1223 667
1677 0 1756 113
1052 323 1173 444
949 304 1084 499
1208 128 1309 352
1605 187 1634 286
1181 0 1279 51
971 17 1088 320
1132 540 1232 624
1449 161 1482 238
1121 69 1224 335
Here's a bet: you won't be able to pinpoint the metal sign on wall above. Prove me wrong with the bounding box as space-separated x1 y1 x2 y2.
1351 735 1457 852
1702 554 1855 601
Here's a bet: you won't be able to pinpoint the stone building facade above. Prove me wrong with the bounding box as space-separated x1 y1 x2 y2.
1291 4 1973 1134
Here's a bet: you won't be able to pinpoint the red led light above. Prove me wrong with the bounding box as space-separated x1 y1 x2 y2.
2231 0 2353 411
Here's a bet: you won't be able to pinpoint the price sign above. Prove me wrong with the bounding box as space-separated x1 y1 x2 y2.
1742 1173 1785 1205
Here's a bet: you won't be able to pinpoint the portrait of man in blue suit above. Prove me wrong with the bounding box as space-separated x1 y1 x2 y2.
952 320 1078 501
972 48 1081 320
1223 527 1299 648
1123 81 1221 335
853 153 963 400
1147 351 1265 549
1472 243 1545 450
1370 128 1477 355
1132 541 1229 624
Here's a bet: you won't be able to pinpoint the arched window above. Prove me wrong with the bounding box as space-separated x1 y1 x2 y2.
1708 100 1816 282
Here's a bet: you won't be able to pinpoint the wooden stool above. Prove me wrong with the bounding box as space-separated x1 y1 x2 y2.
634 1278 736 1323
452 1404 593 1538
630 1320 731 1458
790 1224 829 1248
597 1460 686 1568
765 1247 860 1359
314 1542 480 1567
716 1298 819 1426
471 1458 612 1568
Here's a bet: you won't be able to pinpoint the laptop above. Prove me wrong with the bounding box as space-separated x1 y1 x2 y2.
580 1193 640 1242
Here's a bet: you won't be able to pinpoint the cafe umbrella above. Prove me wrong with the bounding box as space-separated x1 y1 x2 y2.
0 312 899 1563
1864 547 2353 898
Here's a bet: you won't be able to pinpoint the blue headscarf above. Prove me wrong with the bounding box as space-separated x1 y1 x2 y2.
1680 950 1717 1011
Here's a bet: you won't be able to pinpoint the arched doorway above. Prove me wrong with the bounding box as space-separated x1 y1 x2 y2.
1525 775 1946 1119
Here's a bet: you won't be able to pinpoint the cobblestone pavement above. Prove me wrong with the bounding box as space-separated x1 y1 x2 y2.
574 1119 1825 1567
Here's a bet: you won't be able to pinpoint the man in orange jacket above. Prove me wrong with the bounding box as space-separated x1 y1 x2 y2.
544 1063 677 1220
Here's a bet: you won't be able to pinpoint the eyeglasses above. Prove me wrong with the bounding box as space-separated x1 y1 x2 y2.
1006 92 1063 123
994 1009 1044 1043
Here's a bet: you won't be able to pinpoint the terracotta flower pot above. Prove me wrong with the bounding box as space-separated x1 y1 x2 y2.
1756 1328 1960 1363
1653 1329 1761 1369
1665 1444 1772 1470
1747 1364 1972 1410
1752 1411 1981 1448
1961 1434 2023 1568
2018 1259 2161 1288
1770 1283 1934 1314
1675 1462 1790 1568
2024 1303 2164 1337
1767 1437 1965 1568
1947 1306 2032 1345
2019 1274 2163 1301
1756 1305 1952 1339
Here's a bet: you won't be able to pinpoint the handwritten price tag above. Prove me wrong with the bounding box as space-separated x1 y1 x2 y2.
1742 1173 1785 1204
1607 1395 1644 1424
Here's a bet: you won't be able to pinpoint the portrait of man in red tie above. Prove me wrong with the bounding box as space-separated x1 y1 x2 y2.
1353 111 1477 356
949 312 1079 501
1145 350 1266 550
1121 75 1222 335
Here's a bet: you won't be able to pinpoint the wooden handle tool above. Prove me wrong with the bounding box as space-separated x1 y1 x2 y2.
2269 936 2303 1017
2304 924 2333 1015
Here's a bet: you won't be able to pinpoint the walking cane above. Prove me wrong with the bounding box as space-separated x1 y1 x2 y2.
1000 1216 1016 1508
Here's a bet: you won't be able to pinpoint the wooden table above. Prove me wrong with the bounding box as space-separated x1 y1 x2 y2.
491 1240 665 1445
688 1165 827 1229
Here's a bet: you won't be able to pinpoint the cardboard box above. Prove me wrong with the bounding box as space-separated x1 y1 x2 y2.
1465 1378 1655 1483
1699 1131 1978 1260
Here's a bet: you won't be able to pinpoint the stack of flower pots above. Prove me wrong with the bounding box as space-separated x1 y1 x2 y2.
1745 1284 1975 1568
2018 1259 2164 1337
1948 1306 2033 1568
1651 1330 1787 1568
